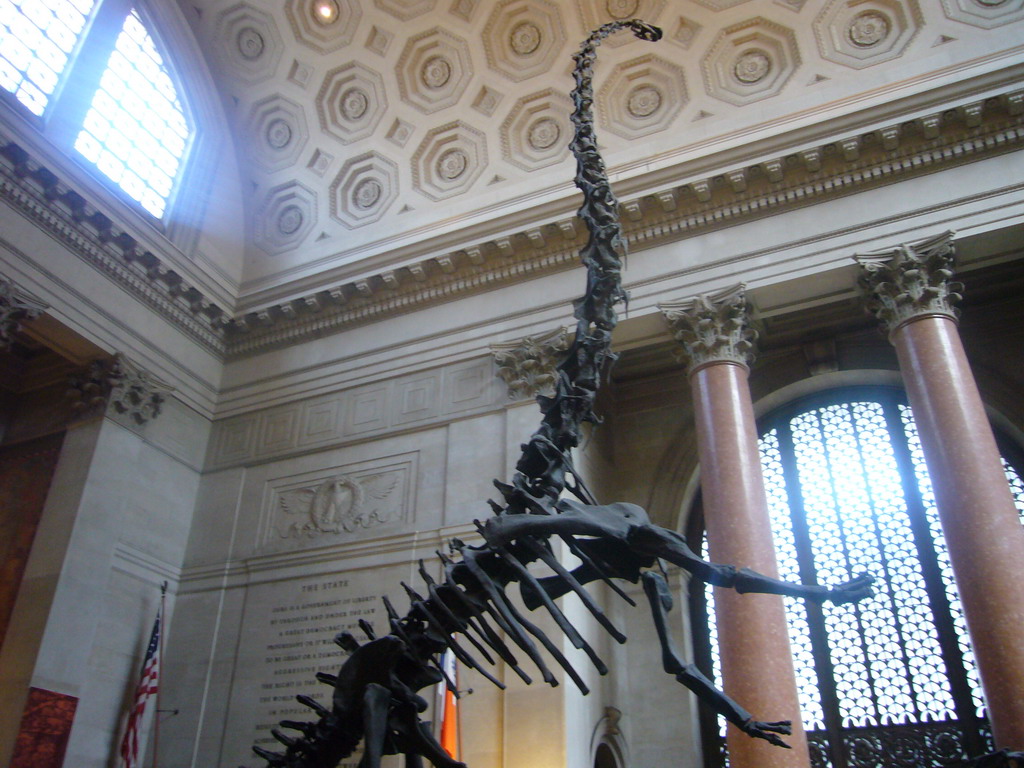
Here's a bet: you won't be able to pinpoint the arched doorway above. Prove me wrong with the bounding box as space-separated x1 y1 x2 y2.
691 387 1024 767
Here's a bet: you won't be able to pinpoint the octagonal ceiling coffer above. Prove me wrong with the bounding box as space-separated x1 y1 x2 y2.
815 0 923 69
255 182 318 255
247 96 309 173
317 63 388 144
330 152 400 228
412 121 487 200
941 0 1024 28
598 54 687 139
577 0 667 48
397 28 472 114
500 89 573 171
214 2 283 84
703 17 801 106
482 0 566 82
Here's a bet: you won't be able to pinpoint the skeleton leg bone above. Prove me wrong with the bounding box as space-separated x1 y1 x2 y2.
640 571 792 749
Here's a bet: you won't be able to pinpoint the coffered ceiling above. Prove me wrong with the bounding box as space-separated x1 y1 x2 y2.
179 0 1024 306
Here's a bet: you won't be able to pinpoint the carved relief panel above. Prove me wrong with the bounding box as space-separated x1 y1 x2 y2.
261 453 418 552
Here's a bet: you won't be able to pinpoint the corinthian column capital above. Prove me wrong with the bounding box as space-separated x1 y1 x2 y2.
855 230 962 335
660 284 757 374
0 275 48 350
490 326 571 400
67 353 174 425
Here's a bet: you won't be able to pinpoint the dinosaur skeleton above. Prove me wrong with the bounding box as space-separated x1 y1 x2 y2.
248 21 882 768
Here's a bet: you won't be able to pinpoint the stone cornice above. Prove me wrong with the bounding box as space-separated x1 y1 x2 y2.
2 90 1022 362
0 136 231 355
222 88 1024 358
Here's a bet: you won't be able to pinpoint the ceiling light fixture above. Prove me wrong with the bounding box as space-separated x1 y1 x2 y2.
313 0 338 23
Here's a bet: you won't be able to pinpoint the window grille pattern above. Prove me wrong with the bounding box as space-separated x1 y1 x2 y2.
0 0 96 115
695 390 1023 768
74 8 188 217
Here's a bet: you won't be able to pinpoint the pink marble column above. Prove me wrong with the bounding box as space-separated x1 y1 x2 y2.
663 286 810 768
858 232 1024 750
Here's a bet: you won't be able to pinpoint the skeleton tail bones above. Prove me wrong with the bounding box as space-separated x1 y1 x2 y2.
248 21 875 768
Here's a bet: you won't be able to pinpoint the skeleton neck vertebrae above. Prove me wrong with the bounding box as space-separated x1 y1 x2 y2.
248 22 877 768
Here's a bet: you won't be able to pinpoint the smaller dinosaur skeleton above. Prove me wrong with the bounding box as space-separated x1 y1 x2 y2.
248 21 875 768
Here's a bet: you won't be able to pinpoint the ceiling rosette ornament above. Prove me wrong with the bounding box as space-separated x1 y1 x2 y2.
940 0 1024 28
814 0 922 69
597 53 687 139
576 0 667 47
396 28 472 114
213 2 283 84
500 88 574 171
703 17 800 106
254 182 318 255
247 95 308 173
411 121 487 200
329 152 400 227
482 0 566 82
317 62 387 144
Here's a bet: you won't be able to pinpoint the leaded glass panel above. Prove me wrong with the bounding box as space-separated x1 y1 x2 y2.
74 8 188 217
0 0 96 115
695 389 1008 768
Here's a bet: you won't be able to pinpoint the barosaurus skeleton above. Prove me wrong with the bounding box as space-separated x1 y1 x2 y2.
247 20 877 768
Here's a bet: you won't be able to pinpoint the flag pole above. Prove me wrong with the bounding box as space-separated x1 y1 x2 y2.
151 581 167 768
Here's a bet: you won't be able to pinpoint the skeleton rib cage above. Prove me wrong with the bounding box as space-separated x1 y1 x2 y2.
247 21 878 768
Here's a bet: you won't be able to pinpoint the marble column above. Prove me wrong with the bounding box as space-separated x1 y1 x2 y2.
662 286 810 768
857 232 1024 750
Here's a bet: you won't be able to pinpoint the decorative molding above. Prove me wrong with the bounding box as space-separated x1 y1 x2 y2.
67 353 175 425
855 230 962 335
702 17 800 106
223 90 1024 356
263 454 417 552
660 284 758 373
0 275 48 350
3 88 1022 361
207 356 503 469
490 326 570 399
0 138 230 353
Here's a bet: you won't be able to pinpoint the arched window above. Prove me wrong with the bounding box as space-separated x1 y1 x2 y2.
692 387 1024 768
0 0 191 218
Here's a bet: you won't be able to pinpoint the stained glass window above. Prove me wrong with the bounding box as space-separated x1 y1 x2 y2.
0 0 97 115
695 388 1023 768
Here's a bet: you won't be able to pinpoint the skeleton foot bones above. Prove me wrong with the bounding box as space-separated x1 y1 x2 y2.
247 20 875 768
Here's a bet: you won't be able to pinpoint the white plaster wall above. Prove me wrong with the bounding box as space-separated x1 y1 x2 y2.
0 408 204 766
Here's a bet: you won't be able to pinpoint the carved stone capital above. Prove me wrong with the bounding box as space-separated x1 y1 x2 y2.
0 276 48 350
67 353 174 425
855 231 961 335
490 326 570 400
660 284 757 373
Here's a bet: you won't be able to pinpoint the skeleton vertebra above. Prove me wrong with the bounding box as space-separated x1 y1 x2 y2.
248 21 875 768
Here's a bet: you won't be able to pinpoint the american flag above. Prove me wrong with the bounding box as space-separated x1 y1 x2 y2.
119 605 161 768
